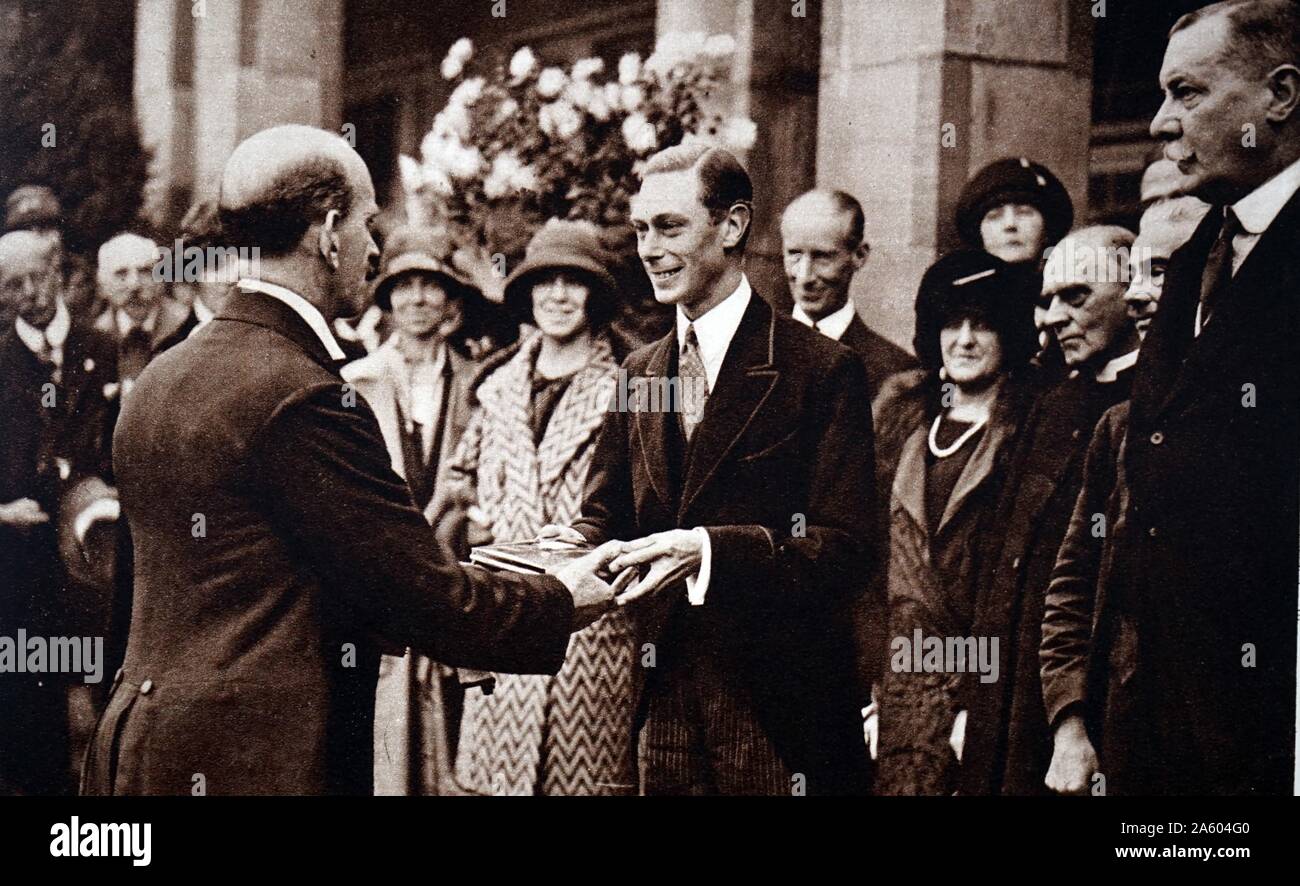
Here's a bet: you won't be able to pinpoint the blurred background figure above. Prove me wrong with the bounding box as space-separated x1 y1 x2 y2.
871 250 1039 796
780 189 915 403
4 185 97 319
92 232 187 392
0 229 119 795
1124 195 1211 338
343 225 495 795
437 219 639 795
170 200 232 332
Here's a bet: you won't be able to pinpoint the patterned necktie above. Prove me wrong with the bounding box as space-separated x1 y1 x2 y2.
679 323 708 441
1198 208 1242 330
34 331 62 384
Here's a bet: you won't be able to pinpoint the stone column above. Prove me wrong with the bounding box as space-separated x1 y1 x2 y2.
817 0 1094 351
136 0 346 219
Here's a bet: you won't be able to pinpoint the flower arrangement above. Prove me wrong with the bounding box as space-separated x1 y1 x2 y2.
400 32 756 280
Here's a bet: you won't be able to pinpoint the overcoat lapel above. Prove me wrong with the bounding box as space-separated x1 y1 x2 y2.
633 332 677 510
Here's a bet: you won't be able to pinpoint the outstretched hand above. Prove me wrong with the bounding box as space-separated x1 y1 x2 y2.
608 529 703 606
551 540 637 631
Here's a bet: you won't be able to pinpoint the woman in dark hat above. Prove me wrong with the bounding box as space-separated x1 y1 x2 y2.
955 157 1074 266
437 218 638 796
868 250 1039 796
956 157 1074 374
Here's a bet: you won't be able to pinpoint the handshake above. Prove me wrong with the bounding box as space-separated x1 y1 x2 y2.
538 525 707 632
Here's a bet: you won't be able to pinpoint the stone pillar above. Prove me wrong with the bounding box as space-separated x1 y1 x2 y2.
656 0 822 308
817 0 1094 351
136 0 345 220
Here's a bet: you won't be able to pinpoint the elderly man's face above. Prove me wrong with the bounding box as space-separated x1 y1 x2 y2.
1125 210 1203 339
1042 237 1133 369
781 201 864 322
1151 15 1278 203
99 235 162 322
332 157 381 317
0 235 60 328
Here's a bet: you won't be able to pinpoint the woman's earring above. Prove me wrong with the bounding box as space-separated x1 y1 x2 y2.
938 367 949 381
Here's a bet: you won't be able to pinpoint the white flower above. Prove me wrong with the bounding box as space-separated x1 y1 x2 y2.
440 55 464 80
509 46 538 83
493 97 519 124
620 84 646 113
484 151 538 199
704 33 736 58
440 38 473 79
449 37 473 63
432 106 470 142
603 82 622 109
398 154 423 192
621 113 658 154
585 88 611 122
618 52 642 85
421 130 482 181
538 100 582 140
571 57 604 81
649 31 706 74
537 67 567 99
721 116 757 152
448 76 484 109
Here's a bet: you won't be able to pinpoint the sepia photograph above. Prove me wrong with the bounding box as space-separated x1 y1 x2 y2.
0 0 1295 869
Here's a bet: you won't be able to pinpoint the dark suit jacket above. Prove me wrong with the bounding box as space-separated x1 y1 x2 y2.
82 288 575 796
838 314 917 405
1066 194 1300 795
571 294 877 794
0 319 118 636
961 368 1131 796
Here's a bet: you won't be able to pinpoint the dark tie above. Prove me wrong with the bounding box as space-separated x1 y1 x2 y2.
119 325 153 382
1198 208 1242 329
679 323 708 441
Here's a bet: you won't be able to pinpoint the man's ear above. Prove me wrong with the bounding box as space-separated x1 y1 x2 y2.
722 203 753 250
318 209 342 271
851 241 870 271
1265 64 1300 124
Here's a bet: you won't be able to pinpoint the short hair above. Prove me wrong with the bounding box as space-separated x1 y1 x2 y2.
1171 0 1300 79
218 156 354 258
827 190 866 249
641 144 754 253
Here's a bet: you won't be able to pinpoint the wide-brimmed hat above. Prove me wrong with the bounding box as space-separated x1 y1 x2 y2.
503 219 619 328
955 157 1074 252
373 226 480 311
912 249 1040 373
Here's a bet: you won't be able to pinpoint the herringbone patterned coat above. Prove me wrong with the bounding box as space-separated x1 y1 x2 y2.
449 331 639 795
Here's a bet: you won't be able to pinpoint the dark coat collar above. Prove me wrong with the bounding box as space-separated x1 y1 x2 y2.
216 286 344 374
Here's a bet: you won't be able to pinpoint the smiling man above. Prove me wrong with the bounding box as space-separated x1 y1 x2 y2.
1060 0 1300 796
780 190 915 401
544 143 878 795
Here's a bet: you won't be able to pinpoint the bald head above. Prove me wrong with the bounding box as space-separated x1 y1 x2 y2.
98 232 163 322
0 229 55 268
1042 225 1138 370
780 189 868 321
219 125 371 258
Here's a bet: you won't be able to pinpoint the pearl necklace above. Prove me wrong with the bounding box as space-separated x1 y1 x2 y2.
928 412 987 458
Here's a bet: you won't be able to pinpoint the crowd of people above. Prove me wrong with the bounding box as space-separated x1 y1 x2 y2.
1 0 1297 797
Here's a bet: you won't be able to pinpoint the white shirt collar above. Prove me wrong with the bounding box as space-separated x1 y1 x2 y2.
116 307 158 338
675 275 752 392
237 277 347 361
193 296 215 327
792 299 855 341
1094 348 1138 384
1231 155 1300 236
15 298 70 356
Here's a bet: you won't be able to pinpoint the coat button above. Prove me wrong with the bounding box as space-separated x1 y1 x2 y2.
1072 429 1082 440
1012 556 1022 570
1148 526 1158 538
139 679 154 695
1149 431 1165 445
